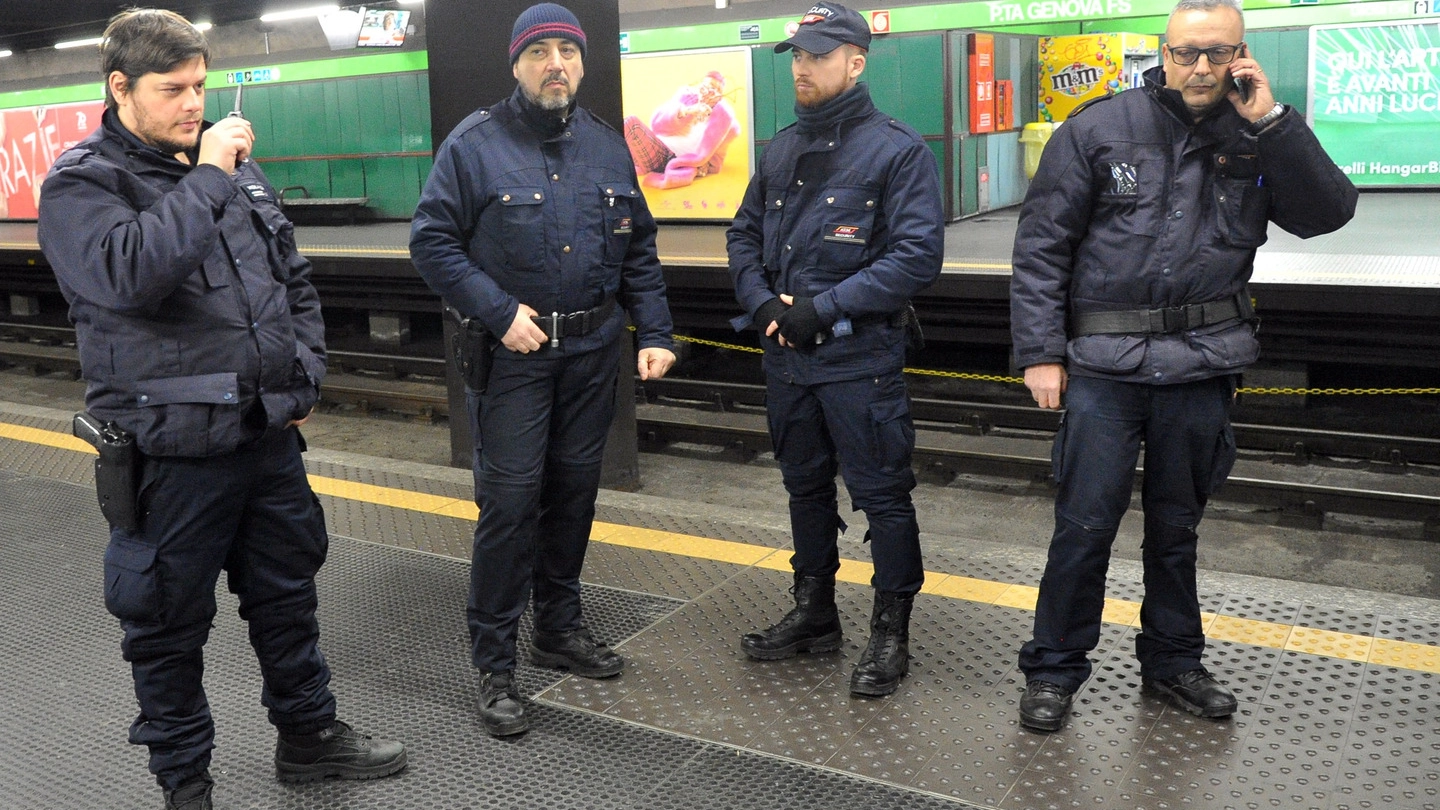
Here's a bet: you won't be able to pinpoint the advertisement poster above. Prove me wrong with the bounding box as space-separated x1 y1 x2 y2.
1038 34 1155 123
1 100 105 219
969 33 996 134
1309 20 1440 188
621 47 753 221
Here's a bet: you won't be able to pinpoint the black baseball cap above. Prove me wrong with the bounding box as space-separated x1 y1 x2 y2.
775 2 871 55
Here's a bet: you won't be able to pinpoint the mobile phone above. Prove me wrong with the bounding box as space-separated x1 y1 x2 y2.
1232 44 1252 103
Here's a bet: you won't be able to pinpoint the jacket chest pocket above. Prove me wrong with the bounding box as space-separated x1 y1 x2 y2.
496 186 547 270
1096 159 1164 237
1213 152 1269 248
249 204 297 281
816 185 879 271
597 180 640 264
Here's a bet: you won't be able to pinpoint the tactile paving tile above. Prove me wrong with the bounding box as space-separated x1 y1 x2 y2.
1260 650 1367 713
578 540 740 600
1332 666 1440 810
637 745 984 810
304 458 473 503
0 425 94 484
594 504 794 550
320 495 474 558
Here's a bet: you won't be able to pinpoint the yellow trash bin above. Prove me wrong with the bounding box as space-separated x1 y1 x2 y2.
1019 122 1056 180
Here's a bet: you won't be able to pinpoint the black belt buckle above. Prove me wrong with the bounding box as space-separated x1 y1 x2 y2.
1149 305 1188 333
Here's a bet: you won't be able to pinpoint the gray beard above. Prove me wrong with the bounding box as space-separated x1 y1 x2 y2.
523 86 572 112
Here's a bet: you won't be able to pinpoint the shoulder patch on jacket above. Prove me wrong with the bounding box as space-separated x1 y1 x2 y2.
50 146 95 172
1069 93 1117 119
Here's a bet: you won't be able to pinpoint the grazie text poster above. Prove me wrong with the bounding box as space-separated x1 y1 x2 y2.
1309 20 1440 188
1 100 106 219
620 48 753 221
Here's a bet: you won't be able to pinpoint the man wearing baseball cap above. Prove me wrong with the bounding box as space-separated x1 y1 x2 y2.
411 3 676 737
727 2 944 698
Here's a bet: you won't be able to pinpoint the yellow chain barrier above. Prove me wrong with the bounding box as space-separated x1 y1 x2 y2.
661 333 1439 396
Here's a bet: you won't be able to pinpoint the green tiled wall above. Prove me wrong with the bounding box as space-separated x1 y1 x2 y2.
205 71 431 218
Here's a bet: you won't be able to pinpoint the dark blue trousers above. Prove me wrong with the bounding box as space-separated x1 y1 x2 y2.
765 370 924 595
465 342 617 673
103 427 335 790
1018 375 1237 691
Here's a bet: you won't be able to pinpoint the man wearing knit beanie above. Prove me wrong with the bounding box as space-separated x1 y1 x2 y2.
412 4 676 739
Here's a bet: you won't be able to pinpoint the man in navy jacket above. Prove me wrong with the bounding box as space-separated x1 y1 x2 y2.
38 10 405 808
1010 0 1356 732
727 2 944 698
411 3 676 738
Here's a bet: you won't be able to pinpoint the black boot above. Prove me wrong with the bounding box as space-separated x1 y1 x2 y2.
163 770 213 810
741 573 843 660
849 590 913 697
274 719 407 783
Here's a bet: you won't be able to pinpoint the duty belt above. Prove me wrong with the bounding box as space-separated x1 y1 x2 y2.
1071 292 1252 337
531 298 616 348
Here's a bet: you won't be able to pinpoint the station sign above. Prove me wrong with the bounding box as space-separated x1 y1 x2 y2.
225 68 281 85
739 24 760 42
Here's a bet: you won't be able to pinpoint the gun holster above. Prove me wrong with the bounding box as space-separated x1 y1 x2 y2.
72 412 140 532
900 303 925 352
446 305 495 393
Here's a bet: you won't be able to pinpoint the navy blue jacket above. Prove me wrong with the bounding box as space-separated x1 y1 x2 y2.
727 83 944 384
1011 67 1357 384
410 89 673 356
38 110 325 457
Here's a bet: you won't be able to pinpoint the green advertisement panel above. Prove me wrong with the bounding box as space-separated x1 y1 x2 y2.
1309 20 1440 187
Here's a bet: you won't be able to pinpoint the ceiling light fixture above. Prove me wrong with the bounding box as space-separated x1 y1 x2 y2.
0 49 12 58
55 36 104 50
259 5 339 23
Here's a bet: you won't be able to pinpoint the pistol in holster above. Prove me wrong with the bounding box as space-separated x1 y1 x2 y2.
446 304 496 393
72 412 141 532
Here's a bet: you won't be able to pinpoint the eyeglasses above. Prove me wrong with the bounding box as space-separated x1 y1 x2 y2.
1166 43 1243 66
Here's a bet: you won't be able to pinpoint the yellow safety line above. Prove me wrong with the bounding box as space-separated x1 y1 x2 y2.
5 418 1440 675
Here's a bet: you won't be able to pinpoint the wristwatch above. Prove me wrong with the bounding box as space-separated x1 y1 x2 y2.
1248 102 1286 134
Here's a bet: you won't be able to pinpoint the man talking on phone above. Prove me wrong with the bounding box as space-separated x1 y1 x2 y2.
1009 0 1356 732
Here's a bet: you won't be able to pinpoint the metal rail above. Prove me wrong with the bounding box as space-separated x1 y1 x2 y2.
639 377 1440 467
634 411 1440 537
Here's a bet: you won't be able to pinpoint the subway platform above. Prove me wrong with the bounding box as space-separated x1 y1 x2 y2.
2 397 1438 810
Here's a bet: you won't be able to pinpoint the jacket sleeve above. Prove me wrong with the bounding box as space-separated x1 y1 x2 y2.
1253 108 1358 238
409 133 519 337
1010 117 1093 369
617 182 675 351
38 156 237 314
726 167 778 323
813 136 944 324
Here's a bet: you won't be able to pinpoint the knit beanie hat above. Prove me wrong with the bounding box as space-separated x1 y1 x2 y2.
509 3 587 64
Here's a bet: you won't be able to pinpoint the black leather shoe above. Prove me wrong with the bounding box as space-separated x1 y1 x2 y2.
1019 680 1075 732
163 770 213 810
274 719 408 783
741 574 843 661
1143 668 1237 718
529 626 624 678
478 670 529 737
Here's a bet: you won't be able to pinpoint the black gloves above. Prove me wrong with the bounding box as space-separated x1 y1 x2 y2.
754 297 788 334
777 296 825 346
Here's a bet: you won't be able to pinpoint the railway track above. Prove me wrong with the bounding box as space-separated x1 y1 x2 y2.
4 323 1437 537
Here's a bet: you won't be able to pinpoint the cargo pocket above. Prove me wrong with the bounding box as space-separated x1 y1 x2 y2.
869 388 914 474
103 535 160 622
1206 424 1238 495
